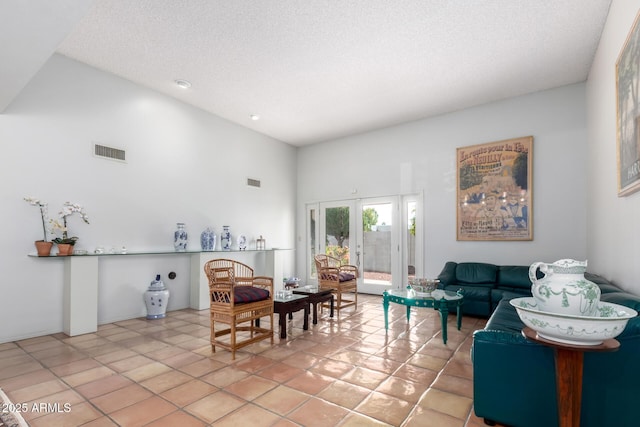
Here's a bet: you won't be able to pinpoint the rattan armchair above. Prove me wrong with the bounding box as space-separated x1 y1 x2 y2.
314 254 358 313
204 259 274 359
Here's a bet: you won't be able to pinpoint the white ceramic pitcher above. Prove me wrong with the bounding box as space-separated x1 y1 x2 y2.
528 259 600 316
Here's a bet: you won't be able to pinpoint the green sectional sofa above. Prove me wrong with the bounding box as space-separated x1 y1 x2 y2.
437 261 537 317
439 261 640 427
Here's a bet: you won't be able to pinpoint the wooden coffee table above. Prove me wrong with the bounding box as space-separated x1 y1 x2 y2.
273 294 309 339
293 285 334 324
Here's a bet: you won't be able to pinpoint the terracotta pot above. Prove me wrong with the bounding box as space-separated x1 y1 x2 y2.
57 243 75 256
34 240 53 256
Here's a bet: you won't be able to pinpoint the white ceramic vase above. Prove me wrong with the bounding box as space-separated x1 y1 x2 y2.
529 259 600 316
174 223 188 252
221 225 231 251
144 275 170 319
237 234 247 250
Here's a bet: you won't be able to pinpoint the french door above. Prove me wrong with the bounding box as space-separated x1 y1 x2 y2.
306 194 422 295
306 201 357 280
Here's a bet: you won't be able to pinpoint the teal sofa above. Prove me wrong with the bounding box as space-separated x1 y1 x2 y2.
443 261 640 427
437 261 537 317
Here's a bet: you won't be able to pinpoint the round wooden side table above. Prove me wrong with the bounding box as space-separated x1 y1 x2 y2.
521 327 620 427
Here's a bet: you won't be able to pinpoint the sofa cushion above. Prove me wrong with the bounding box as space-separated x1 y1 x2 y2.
498 265 535 289
234 286 270 304
583 273 623 294
491 289 530 311
455 262 497 285
484 298 524 334
599 292 640 312
585 272 610 285
598 283 621 294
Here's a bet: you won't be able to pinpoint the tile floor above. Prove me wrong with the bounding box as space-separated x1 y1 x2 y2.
0 294 500 427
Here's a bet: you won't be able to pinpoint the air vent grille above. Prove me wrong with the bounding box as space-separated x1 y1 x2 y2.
94 143 126 162
247 178 261 188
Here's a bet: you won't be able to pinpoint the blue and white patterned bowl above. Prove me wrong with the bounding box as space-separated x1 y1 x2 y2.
510 297 637 346
409 278 439 294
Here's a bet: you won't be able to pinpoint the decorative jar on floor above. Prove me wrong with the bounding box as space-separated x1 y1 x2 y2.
144 275 170 319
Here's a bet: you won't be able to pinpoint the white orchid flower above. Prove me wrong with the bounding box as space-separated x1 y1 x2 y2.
24 196 49 241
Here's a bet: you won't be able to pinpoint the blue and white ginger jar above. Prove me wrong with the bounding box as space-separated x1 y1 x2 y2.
200 227 216 251
144 274 170 319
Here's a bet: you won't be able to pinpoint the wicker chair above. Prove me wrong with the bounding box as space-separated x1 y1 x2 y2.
204 259 274 359
314 254 358 313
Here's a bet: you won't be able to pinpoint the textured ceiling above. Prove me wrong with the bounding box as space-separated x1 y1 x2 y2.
4 1 612 146
0 0 95 111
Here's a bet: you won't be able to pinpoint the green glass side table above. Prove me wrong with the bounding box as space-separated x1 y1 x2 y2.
383 288 464 344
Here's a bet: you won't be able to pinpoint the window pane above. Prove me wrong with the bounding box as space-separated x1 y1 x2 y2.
324 206 350 264
362 203 392 286
407 201 416 280
309 208 317 278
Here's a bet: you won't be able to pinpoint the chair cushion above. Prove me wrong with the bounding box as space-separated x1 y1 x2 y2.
319 272 355 282
234 286 270 304
339 272 356 282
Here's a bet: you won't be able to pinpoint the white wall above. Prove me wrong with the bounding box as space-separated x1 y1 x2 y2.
0 54 297 342
297 83 588 278
587 0 640 292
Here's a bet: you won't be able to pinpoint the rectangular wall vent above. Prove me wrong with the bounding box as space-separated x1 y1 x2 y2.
94 143 126 162
247 178 261 188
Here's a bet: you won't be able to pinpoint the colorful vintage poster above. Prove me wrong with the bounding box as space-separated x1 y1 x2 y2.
617 11 640 196
457 136 533 241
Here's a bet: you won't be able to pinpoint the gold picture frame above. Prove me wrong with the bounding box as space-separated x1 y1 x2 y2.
457 136 533 241
617 11 640 196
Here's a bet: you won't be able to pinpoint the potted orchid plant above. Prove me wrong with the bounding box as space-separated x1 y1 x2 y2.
50 202 90 255
24 197 53 256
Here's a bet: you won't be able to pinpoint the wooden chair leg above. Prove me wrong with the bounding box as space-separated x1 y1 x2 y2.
230 318 237 360
210 316 216 353
269 312 274 344
250 310 256 337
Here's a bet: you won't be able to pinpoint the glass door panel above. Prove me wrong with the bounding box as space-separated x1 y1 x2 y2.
406 200 417 284
402 194 423 289
319 201 356 266
358 197 398 295
306 204 318 280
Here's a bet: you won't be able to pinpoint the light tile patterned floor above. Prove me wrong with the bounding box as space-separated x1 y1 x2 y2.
0 294 500 426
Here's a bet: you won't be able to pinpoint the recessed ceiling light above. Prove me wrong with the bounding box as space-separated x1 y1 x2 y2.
175 79 191 89
250 114 260 121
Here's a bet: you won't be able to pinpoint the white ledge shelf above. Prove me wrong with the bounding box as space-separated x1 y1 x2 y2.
28 249 286 257
30 249 292 337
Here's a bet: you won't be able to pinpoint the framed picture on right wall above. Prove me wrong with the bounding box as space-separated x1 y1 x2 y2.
617 11 640 196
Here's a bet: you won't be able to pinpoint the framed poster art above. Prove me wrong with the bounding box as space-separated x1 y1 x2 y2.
617 11 640 197
457 136 533 241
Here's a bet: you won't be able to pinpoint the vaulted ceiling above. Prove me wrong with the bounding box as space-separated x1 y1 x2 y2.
1 1 612 146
